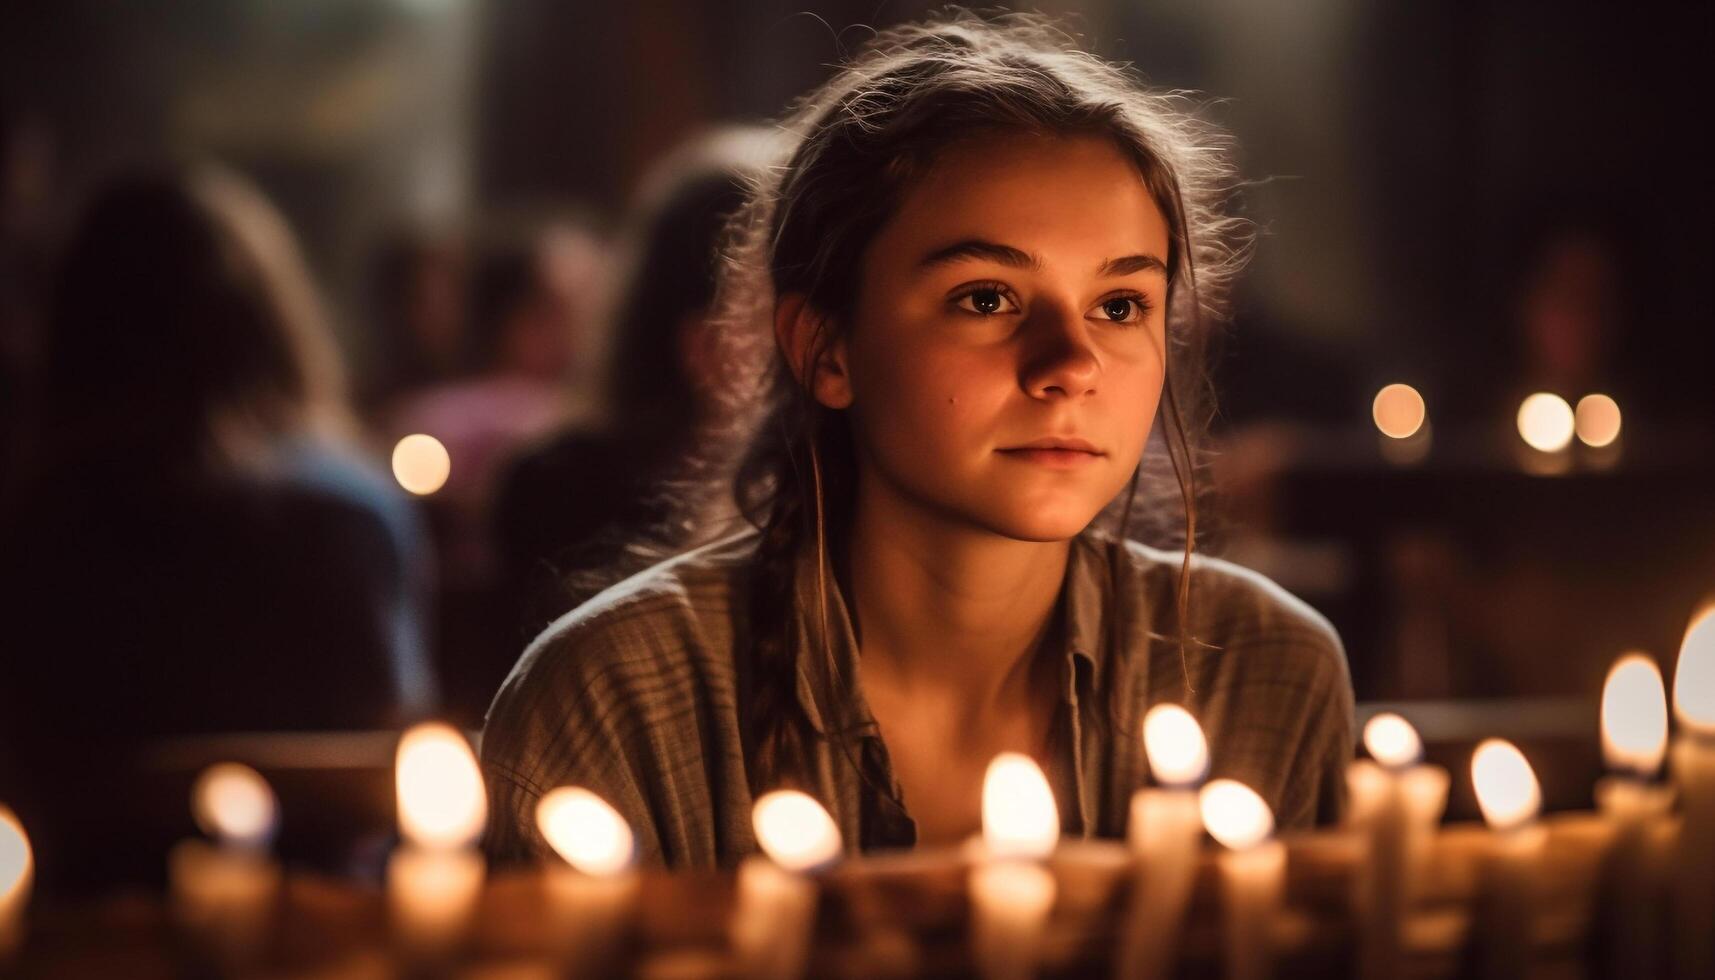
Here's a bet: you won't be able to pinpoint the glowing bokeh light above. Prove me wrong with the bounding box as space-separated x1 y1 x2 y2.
536 787 635 877
981 753 1059 860
192 762 278 849
1363 712 1424 769
751 790 841 872
0 806 30 911
1143 704 1209 787
1574 394 1622 448
1471 739 1540 832
1372 384 1427 440
391 434 451 496
1676 605 1715 734
1517 393 1575 453
1199 779 1273 850
1601 653 1669 776
396 723 486 850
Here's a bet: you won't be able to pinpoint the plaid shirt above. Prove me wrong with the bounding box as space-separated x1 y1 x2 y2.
481 529 1353 868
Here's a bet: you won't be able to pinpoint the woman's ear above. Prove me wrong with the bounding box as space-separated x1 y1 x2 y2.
774 293 854 410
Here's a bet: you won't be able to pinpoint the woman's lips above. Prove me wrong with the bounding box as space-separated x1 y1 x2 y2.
998 448 1102 467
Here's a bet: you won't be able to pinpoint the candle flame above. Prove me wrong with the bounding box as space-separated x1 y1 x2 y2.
1198 778 1274 850
1363 712 1423 769
751 790 841 872
1601 653 1668 775
0 806 31 911
1471 739 1540 831
981 753 1059 860
191 762 278 849
536 787 635 877
1574 394 1622 448
1372 383 1427 440
391 434 451 496
1517 393 1575 453
1143 703 1209 787
396 723 486 849
1676 605 1715 734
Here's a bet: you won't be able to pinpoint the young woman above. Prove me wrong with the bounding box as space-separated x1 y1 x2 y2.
482 13 1352 867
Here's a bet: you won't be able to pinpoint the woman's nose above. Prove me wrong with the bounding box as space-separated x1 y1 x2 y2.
1020 307 1100 401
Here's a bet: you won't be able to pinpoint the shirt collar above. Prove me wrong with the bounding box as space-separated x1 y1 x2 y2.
788 528 1135 736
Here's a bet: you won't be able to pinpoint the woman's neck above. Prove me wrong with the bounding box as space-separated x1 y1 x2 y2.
843 481 1072 716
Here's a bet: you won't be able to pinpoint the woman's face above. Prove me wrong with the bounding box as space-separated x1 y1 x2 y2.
823 132 1171 541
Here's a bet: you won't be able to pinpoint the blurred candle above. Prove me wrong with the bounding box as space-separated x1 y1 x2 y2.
733 790 840 980
1469 739 1544 980
1200 779 1284 980
167 763 282 969
392 434 451 496
388 723 486 967
1574 393 1622 448
1517 393 1575 453
0 806 32 960
1595 653 1672 980
536 787 638 978
1117 704 1208 980
971 753 1058 980
1672 607 1715 980
1345 712 1448 980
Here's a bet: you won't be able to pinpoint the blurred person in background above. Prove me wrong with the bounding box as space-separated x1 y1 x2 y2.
492 127 775 644
385 220 607 589
360 228 469 419
0 163 436 891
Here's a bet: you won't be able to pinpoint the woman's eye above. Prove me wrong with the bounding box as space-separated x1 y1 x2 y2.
1094 296 1150 324
955 287 1017 316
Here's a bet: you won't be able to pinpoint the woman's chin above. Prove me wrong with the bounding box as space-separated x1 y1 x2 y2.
969 500 1103 543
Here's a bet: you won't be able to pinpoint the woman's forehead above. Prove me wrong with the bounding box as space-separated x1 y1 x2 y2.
878 132 1170 270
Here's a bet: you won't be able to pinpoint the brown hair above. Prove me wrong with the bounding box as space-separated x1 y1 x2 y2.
695 12 1252 793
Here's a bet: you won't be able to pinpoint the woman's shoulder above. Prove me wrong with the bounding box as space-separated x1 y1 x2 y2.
502 530 758 684
1084 532 1347 676
482 531 759 778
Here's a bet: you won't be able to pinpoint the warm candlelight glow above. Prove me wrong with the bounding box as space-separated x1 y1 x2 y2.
192 763 278 850
751 790 841 873
1516 393 1575 452
1372 383 1427 439
1601 653 1669 775
396 723 486 849
981 752 1059 860
1676 605 1715 734
391 434 451 496
1199 779 1274 850
0 806 30 910
1471 739 1540 831
1143 703 1209 787
537 787 635 877
1574 393 1622 448
1363 712 1424 769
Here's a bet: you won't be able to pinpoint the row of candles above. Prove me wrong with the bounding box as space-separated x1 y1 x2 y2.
1 606 1711 977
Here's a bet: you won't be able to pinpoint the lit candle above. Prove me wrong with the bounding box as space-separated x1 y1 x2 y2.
1594 652 1673 979
388 722 486 967
1345 712 1448 980
1469 738 1544 980
969 752 1058 980
733 789 840 980
1671 607 1715 980
1200 779 1285 980
0 805 32 960
535 786 639 977
1116 704 1208 980
167 763 282 969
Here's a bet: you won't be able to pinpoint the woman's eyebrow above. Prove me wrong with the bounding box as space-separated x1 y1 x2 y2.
916 238 1167 277
918 238 1039 271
